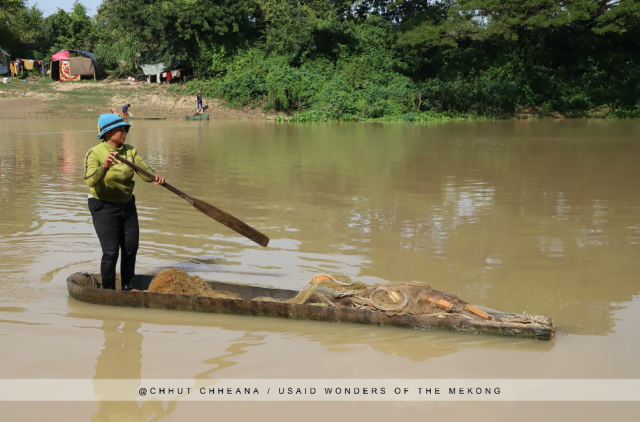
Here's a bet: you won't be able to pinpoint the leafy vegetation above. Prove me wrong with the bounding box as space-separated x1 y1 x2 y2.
2 0 640 120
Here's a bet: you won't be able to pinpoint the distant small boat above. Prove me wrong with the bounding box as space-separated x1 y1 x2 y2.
186 114 209 120
127 117 166 120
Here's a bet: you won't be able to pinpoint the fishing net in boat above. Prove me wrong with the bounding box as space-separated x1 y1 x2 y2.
284 274 555 327
285 274 493 321
147 269 241 300
144 270 552 327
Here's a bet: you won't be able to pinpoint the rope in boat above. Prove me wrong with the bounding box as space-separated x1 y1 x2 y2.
309 276 410 312
84 272 101 289
368 286 408 312
312 274 356 286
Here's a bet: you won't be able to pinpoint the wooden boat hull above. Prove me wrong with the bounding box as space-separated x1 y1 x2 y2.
185 114 209 120
66 273 554 340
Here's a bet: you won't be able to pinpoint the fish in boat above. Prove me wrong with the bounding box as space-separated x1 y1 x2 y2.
66 273 554 340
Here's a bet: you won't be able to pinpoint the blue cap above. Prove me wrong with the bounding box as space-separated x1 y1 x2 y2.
97 113 131 139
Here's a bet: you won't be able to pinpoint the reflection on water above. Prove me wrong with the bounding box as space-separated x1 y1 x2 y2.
196 332 268 379
1 119 640 419
93 320 177 421
65 298 554 366
94 321 144 380
71 299 551 418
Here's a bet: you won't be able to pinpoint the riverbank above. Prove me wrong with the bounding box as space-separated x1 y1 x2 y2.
0 79 278 120
0 78 617 121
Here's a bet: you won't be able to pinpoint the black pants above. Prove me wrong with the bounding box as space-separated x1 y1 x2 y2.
88 196 139 289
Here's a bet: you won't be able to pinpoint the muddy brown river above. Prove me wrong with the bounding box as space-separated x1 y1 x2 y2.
1 119 639 419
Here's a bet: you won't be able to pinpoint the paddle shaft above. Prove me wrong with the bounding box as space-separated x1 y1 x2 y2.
114 154 269 247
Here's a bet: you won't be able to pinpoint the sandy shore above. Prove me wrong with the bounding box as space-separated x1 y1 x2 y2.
0 79 277 120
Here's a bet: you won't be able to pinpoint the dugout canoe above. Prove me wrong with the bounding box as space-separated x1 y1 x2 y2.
66 273 555 340
185 114 209 120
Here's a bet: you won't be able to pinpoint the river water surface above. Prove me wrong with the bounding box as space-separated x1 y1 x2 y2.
1 119 639 419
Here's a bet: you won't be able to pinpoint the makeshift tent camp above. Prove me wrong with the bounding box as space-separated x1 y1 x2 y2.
139 61 186 83
0 45 9 75
140 61 178 76
50 50 96 81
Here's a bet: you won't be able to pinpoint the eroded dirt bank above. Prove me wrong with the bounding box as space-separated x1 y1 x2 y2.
0 80 276 120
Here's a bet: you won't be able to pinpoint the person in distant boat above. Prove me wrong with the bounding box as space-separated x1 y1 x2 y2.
196 91 203 114
84 114 165 291
122 103 133 119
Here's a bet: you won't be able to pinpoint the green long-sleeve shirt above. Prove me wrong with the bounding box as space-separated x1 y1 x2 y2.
84 142 156 203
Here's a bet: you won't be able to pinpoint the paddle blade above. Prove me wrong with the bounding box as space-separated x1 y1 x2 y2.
192 198 270 247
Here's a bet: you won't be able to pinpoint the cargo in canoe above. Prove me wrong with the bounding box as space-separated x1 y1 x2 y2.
185 114 209 120
66 273 554 340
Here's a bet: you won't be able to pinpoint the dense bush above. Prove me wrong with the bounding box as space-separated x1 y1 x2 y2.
3 0 640 120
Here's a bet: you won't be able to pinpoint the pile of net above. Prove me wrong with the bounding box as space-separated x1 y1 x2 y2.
282 274 553 326
281 274 496 320
147 269 241 300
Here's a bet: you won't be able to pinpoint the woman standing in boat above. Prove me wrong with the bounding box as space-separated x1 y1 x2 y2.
84 114 165 290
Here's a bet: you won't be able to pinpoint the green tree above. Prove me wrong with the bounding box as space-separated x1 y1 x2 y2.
0 0 27 53
394 0 640 51
9 4 44 44
44 1 96 55
0 0 23 23
94 0 256 75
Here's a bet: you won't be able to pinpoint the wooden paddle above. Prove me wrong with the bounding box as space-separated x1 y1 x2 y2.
114 154 270 247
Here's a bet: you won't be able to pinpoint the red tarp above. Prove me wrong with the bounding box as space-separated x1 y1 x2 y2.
50 50 94 62
50 51 70 61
